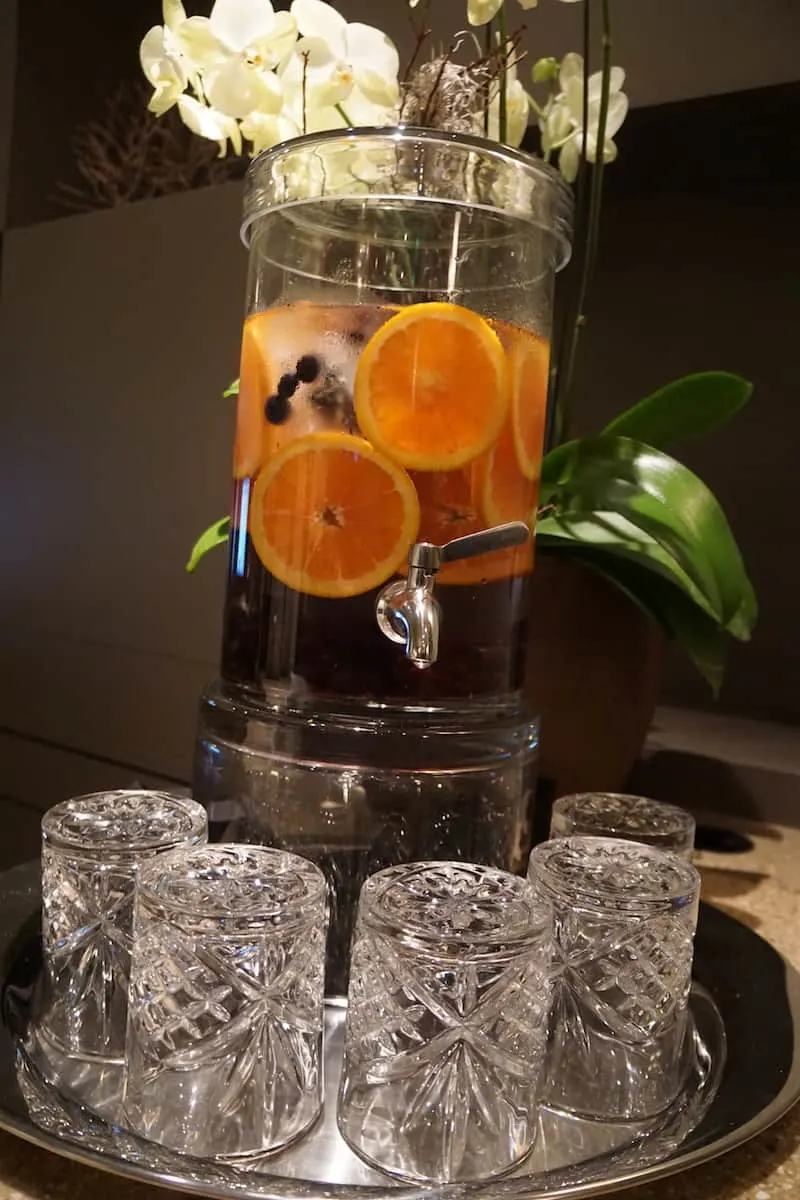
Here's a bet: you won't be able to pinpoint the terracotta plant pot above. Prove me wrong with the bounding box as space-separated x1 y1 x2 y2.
525 556 666 797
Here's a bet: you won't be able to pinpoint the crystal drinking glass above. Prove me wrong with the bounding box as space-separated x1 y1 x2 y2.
123 844 328 1159
338 860 552 1183
38 790 208 1062
528 836 700 1121
550 793 696 858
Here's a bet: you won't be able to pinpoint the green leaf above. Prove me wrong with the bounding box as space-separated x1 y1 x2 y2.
537 511 722 626
539 435 757 639
543 544 727 693
602 372 752 449
222 378 239 398
186 517 230 573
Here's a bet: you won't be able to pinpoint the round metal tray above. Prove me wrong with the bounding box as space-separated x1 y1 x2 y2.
0 860 798 1199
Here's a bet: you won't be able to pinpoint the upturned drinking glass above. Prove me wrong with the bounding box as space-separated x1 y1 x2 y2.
38 791 208 1062
528 836 700 1121
338 860 552 1183
123 844 327 1159
550 793 696 859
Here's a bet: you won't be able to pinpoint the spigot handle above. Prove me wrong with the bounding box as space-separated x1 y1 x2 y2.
441 520 531 563
407 521 531 574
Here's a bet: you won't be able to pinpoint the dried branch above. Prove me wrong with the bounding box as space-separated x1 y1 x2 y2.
401 30 524 138
54 82 244 214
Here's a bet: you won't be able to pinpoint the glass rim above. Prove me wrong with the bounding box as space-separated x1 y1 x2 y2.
359 860 549 957
529 836 700 912
552 792 696 838
135 843 327 920
41 791 208 855
241 124 574 261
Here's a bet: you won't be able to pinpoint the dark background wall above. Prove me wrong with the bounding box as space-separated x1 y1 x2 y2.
0 0 798 814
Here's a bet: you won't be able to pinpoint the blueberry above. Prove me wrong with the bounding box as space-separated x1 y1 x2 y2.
265 394 290 424
277 372 298 399
295 355 320 384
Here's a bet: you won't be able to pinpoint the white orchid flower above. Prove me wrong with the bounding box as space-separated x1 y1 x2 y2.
539 52 628 183
140 2 196 115
467 0 504 25
280 76 398 139
241 111 300 154
288 0 400 108
517 0 539 8
140 26 188 115
177 94 243 154
177 0 297 119
487 60 530 147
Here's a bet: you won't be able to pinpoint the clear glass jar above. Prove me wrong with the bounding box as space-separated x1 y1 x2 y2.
222 128 572 706
195 128 572 993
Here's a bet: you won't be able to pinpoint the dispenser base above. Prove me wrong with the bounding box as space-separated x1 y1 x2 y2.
192 682 539 995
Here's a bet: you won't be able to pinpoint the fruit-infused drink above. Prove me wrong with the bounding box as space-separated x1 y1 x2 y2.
195 129 572 993
222 300 549 703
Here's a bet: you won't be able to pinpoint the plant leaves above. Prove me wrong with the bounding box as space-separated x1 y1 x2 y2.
186 517 230 573
537 511 723 626
539 435 757 639
222 379 239 398
602 372 752 449
541 543 727 693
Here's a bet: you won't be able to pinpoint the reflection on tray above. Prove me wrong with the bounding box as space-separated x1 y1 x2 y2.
12 988 725 1199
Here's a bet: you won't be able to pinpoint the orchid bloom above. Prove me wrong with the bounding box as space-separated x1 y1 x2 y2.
177 93 243 154
487 59 530 148
177 0 297 119
140 0 192 116
281 0 400 112
539 52 629 182
467 0 503 25
240 111 299 155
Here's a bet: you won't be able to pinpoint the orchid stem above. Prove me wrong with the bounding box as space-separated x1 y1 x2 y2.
484 19 493 134
335 103 353 127
553 0 612 444
497 3 508 144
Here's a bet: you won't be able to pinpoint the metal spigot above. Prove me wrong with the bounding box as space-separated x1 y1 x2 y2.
375 520 531 669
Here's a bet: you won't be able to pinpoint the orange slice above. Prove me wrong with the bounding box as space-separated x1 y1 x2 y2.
249 432 420 598
481 419 538 529
413 469 482 584
354 302 509 471
413 466 533 586
233 308 323 480
509 330 550 481
233 304 393 480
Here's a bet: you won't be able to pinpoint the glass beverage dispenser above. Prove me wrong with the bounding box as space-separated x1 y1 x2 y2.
194 128 573 993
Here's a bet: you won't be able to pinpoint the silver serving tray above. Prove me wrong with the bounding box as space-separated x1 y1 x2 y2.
0 860 798 1199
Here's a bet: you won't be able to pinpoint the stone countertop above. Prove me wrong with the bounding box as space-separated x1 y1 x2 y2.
1 820 800 1200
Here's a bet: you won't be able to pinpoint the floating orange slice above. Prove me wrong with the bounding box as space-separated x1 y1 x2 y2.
233 308 322 480
233 304 393 480
412 469 483 585
234 310 272 479
413 465 533 586
354 302 509 471
249 432 420 598
481 419 538 529
509 330 550 481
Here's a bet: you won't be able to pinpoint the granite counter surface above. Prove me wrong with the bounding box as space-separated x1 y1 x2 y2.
1 817 799 1200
